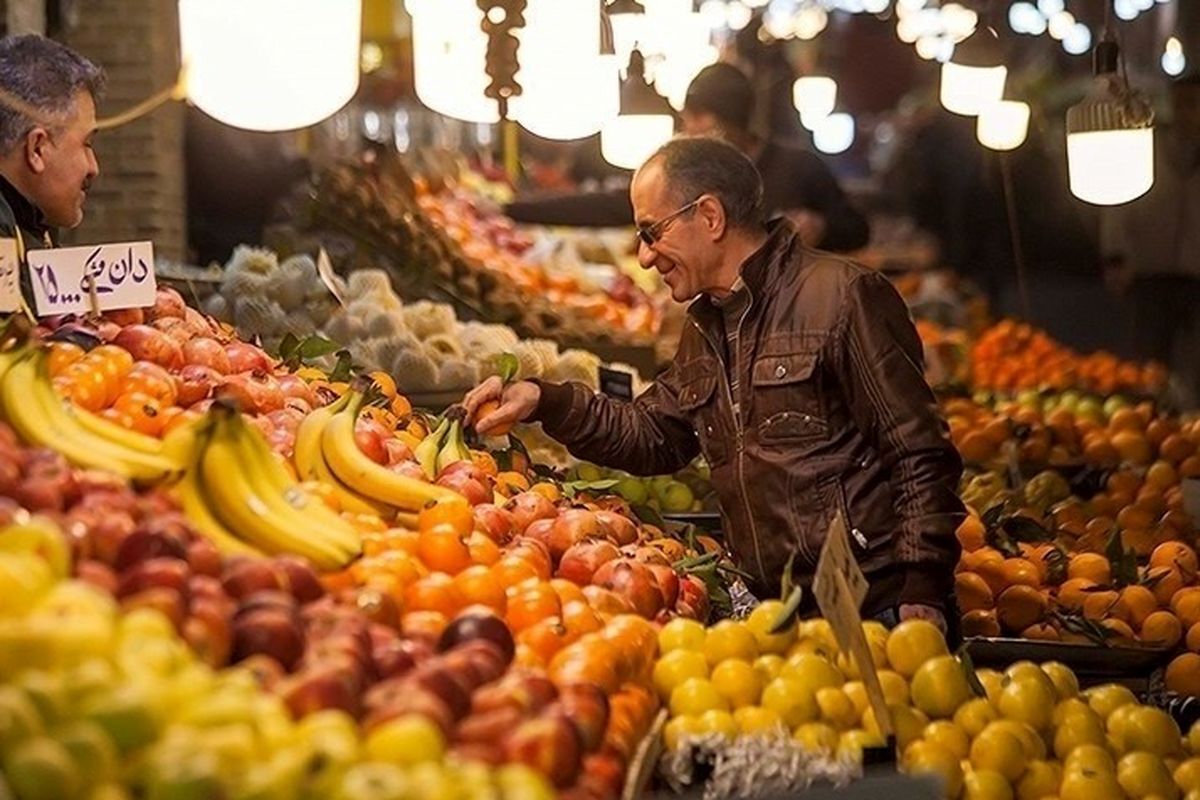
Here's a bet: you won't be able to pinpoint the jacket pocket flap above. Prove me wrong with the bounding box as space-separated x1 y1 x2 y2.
752 351 818 386
676 360 718 411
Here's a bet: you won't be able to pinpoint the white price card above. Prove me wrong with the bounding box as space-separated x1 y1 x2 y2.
26 242 156 316
0 238 19 313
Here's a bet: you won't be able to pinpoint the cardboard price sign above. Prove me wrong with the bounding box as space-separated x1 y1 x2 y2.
0 239 19 313
812 512 892 737
26 242 155 316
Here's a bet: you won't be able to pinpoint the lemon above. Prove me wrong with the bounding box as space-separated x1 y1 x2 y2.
658 618 706 654
734 706 785 736
1004 662 1055 694
1176 759 1200 794
836 634 887 679
838 728 885 761
653 649 709 702
1117 750 1180 799
797 619 839 653
970 725 1029 782
1053 708 1107 760
1040 661 1080 700
877 670 911 706
663 715 704 750
997 677 1056 732
842 681 869 716
781 653 844 695
923 720 970 760
1064 744 1117 775
1015 759 1062 800
793 722 839 755
987 720 1047 761
815 687 860 731
703 620 758 667
905 739 965 799
1053 698 1095 728
963 769 1016 800
760 677 818 728
977 669 1006 706
1189 721 1200 756
753 654 785 683
955 698 1000 738
1060 765 1125 800
886 620 949 678
710 659 763 710
911 654 974 720
1084 684 1137 722
669 678 728 717
1120 706 1182 757
745 601 796 655
696 709 738 741
865 703 927 750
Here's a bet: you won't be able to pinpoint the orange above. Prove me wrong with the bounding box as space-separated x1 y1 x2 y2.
1172 588 1200 629
1181 455 1200 478
1057 577 1099 611
1145 460 1180 491
1084 435 1121 467
549 578 587 607
1114 585 1159 630
400 610 449 642
1150 542 1199 583
1139 610 1183 648
506 582 561 633
1149 567 1187 607
561 600 604 640
1021 622 1060 641
1186 622 1200 653
1112 430 1153 465
1159 433 1197 465
1117 505 1156 531
1000 558 1041 590
996 585 1048 633
1121 527 1159 558
1109 407 1145 433
1099 618 1135 642
1165 653 1200 697
517 617 572 664
453 565 507 613
1082 589 1119 621
415 524 473 575
957 514 987 552
974 553 1010 596
959 431 999 464
404 573 463 616
1067 552 1112 585
961 609 1001 638
955 572 995 612
491 555 540 590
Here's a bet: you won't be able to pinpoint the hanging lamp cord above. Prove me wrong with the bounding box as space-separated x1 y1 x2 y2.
0 68 187 132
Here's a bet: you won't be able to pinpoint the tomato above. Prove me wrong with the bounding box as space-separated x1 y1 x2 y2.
123 362 177 407
46 342 84 377
114 391 166 436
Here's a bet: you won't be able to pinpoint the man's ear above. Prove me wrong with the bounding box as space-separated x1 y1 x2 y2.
698 195 728 241
24 127 52 175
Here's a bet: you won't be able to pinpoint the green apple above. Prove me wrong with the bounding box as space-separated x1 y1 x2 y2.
658 481 695 513
117 608 178 643
333 763 411 800
0 686 43 757
87 784 133 800
1103 394 1130 419
453 761 500 800
0 518 71 579
574 463 604 482
364 715 444 766
494 764 555 800
295 710 361 766
143 752 224 800
613 477 649 506
1058 390 1081 413
1016 389 1041 409
81 687 159 755
53 720 119 784
2 736 81 800
64 658 118 712
1076 397 1104 423
13 671 68 727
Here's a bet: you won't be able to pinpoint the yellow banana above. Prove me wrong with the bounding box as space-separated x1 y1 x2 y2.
173 444 264 558
322 390 463 512
225 412 362 556
199 424 355 570
3 352 182 484
413 418 449 480
435 420 470 476
294 397 392 518
69 400 166 456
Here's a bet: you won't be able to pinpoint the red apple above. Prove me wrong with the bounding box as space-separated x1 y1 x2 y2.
185 537 222 578
222 559 287 599
558 684 610 752
362 685 457 738
121 586 188 630
74 560 118 595
471 673 558 715
280 664 363 719
557 540 620 586
274 556 324 603
231 608 306 670
117 557 190 599
455 705 525 745
184 599 234 667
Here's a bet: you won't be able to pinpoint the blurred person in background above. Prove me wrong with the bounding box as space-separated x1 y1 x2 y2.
1102 74 1200 409
0 34 102 250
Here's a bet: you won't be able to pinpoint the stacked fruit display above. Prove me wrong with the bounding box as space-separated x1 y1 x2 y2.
653 612 1200 800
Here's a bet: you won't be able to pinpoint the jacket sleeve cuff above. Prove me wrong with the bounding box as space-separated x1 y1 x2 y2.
530 380 576 431
899 564 954 610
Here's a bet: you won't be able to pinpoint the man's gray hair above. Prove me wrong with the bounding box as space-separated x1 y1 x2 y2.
0 34 104 154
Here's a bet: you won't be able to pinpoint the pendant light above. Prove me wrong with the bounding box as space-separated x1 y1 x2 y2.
607 0 646 72
179 0 361 131
1065 33 1155 205
601 49 675 169
940 15 1007 117
977 100 1030 151
409 0 498 124
793 76 837 130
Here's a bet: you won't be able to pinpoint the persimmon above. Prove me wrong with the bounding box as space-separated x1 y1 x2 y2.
416 523 473 575
404 572 463 616
453 565 507 613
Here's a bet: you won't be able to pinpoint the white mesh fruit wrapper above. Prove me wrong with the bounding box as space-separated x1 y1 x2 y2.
659 733 861 800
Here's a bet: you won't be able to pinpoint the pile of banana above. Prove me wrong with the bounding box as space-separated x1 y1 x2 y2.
180 405 365 569
294 386 463 521
413 414 472 480
0 347 192 485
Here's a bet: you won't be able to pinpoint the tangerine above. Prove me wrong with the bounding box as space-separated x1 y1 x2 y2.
1150 542 1199 583
1139 610 1183 649
1067 552 1112 585
956 572 995 612
1166 653 1200 697
452 565 507 613
416 524 473 575
996 585 1048 633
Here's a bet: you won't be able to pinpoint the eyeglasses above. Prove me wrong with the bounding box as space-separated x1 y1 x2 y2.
636 197 703 247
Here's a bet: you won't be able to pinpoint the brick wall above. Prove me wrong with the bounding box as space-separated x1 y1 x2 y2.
61 0 186 260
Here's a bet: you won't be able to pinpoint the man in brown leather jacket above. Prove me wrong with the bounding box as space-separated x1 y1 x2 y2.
465 137 964 631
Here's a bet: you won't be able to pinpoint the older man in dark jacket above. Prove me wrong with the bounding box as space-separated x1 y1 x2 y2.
467 137 963 629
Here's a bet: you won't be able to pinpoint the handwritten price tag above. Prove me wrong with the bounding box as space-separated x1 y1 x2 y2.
26 242 156 316
0 238 19 313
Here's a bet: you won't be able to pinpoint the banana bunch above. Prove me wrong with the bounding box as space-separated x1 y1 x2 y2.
0 346 192 485
316 387 465 511
182 405 361 569
413 414 472 479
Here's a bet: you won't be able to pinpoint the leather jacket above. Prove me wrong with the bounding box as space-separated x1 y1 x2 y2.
533 220 964 610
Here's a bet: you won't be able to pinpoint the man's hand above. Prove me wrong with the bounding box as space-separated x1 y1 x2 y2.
899 603 946 634
463 376 541 436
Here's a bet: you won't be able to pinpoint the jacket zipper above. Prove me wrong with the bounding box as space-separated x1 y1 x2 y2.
690 302 768 587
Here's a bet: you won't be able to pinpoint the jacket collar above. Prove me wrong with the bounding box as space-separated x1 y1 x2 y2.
687 218 800 329
0 173 52 242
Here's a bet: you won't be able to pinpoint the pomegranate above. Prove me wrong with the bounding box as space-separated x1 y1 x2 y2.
224 341 272 373
147 287 187 320
103 308 144 327
473 504 514 544
215 371 285 414
176 364 221 406
354 417 390 466
505 491 557 535
556 540 620 586
389 461 427 481
677 574 710 622
435 471 490 506
113 325 184 370
647 563 681 607
595 510 639 546
592 559 664 618
383 438 413 466
153 316 193 344
182 337 232 373
545 509 602 562
276 374 316 407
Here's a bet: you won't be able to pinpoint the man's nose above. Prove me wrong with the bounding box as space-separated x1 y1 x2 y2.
636 239 657 270
88 150 99 179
